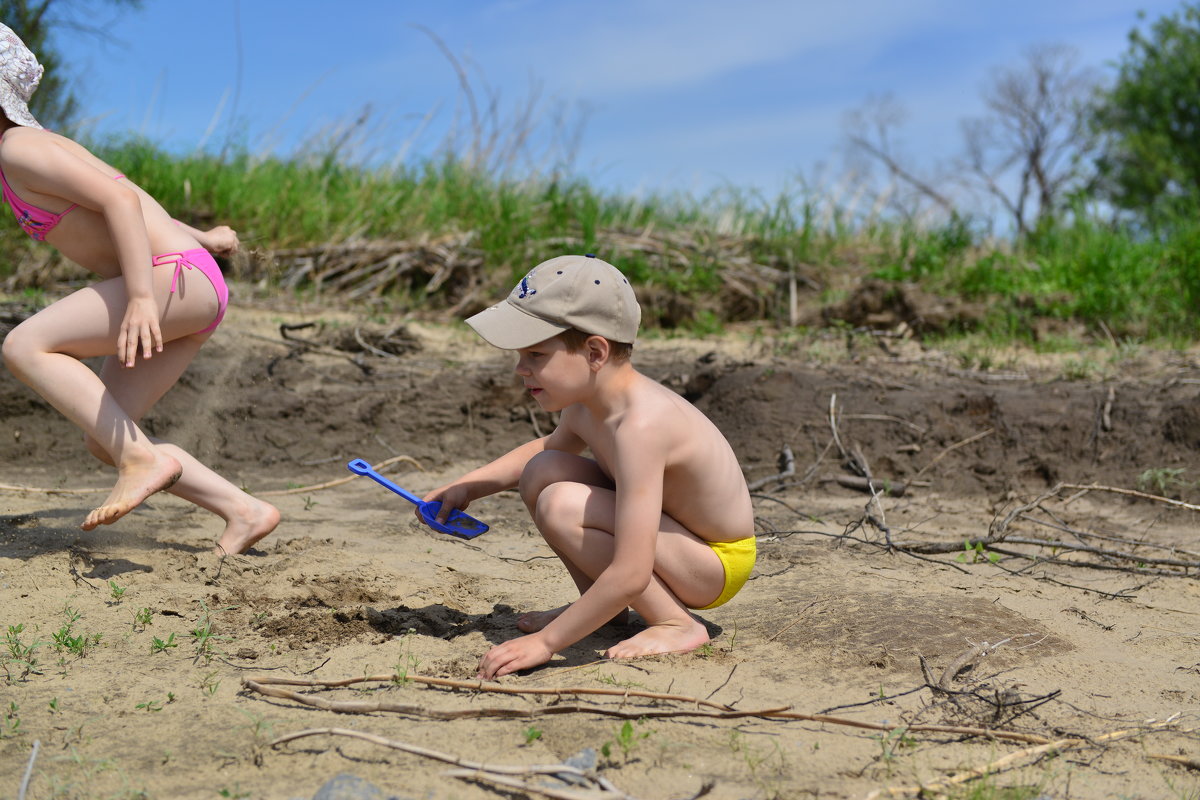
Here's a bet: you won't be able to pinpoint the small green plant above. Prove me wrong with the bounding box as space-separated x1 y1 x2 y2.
48 697 60 713
0 701 20 738
136 693 175 712
521 726 543 745
873 726 915 776
55 606 101 660
200 671 222 697
303 495 318 511
1137 467 1189 495
190 599 235 664
238 708 276 767
391 627 420 684
2 623 44 682
133 606 154 631
956 539 1001 565
601 719 652 762
107 580 127 603
150 632 178 654
1061 357 1100 381
728 729 789 796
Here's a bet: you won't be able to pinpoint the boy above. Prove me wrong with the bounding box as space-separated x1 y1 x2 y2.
424 254 755 680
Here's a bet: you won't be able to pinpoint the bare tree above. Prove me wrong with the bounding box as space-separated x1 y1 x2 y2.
842 45 1098 235
843 93 956 221
959 44 1098 235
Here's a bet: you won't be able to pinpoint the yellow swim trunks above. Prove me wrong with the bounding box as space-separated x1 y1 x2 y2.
694 535 756 610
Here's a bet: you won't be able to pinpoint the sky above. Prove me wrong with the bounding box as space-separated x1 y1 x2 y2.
50 0 1185 205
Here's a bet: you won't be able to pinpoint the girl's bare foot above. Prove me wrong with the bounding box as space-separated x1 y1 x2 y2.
517 605 629 633
82 452 182 530
213 496 281 556
605 616 709 660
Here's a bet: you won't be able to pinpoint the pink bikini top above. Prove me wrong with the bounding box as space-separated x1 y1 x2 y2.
0 153 124 241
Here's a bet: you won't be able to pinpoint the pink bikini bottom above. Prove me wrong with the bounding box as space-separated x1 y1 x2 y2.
153 248 229 335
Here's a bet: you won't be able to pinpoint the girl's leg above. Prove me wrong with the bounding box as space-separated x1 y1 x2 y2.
88 341 279 555
1 268 274 550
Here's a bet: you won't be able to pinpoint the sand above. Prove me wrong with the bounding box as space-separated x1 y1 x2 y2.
0 294 1197 799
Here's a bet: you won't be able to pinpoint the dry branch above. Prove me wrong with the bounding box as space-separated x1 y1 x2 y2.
258 454 424 497
242 672 1061 745
866 717 1185 798
270 727 638 800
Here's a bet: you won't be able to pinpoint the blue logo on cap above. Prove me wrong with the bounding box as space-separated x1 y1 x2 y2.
517 275 537 299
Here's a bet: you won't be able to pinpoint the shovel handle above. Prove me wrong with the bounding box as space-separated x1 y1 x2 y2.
346 458 423 505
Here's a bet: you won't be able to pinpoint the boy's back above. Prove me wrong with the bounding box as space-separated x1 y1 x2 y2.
559 367 753 544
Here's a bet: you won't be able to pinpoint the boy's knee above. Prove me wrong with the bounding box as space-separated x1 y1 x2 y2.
532 481 586 529
518 451 560 510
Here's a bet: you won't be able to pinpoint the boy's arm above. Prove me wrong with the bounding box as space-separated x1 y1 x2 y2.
422 423 586 523
477 422 666 679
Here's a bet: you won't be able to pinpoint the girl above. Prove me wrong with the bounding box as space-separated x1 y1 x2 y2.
0 23 278 555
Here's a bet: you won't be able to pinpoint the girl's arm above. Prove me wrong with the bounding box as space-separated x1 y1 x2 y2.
19 140 158 367
174 220 239 256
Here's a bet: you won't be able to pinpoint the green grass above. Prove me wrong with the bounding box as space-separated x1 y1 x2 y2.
2 134 1198 343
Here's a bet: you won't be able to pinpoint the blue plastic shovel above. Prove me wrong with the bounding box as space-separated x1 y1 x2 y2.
347 458 489 539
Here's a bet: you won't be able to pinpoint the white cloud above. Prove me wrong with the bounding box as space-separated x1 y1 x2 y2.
494 0 948 97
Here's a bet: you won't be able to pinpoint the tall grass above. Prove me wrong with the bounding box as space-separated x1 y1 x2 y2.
2 134 1198 342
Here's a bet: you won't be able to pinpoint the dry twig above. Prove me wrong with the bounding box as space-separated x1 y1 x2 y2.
271 727 638 800
866 717 1185 798
258 454 424 497
242 672 1063 745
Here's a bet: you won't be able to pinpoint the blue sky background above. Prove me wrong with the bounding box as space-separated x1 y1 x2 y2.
52 0 1183 203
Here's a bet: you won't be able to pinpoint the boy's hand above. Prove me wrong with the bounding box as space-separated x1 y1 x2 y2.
421 483 473 524
477 634 552 680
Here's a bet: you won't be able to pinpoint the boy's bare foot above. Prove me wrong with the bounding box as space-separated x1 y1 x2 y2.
82 452 182 530
213 497 281 556
517 605 629 633
604 617 710 660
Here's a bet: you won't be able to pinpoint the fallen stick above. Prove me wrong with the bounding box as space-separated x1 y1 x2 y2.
258 454 423 496
446 770 637 800
1059 482 1200 513
271 727 636 799
244 678 785 720
910 428 994 481
18 739 39 800
834 474 906 497
243 673 1057 745
866 717 1184 798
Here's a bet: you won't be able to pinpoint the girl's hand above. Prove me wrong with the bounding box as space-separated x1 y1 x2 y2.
202 225 240 256
118 296 163 367
477 634 553 680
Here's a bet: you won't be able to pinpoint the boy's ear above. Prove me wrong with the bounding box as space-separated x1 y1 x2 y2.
584 335 609 370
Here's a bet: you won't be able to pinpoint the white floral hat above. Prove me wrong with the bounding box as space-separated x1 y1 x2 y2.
0 23 43 129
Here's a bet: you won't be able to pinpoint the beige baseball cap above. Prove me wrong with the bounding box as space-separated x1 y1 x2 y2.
467 254 641 349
